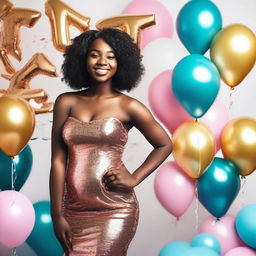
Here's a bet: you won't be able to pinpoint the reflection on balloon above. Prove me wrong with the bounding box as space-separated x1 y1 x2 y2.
0 190 35 248
172 54 220 118
96 14 155 49
177 0 222 54
27 201 63 256
210 24 256 87
154 161 195 219
199 214 244 255
221 117 256 176
122 0 173 49
191 233 221 254
235 204 256 249
0 145 33 191
224 246 256 256
0 95 35 157
45 0 90 52
198 157 240 219
172 121 215 179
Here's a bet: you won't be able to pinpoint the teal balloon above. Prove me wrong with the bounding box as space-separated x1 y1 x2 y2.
182 246 219 256
177 0 222 54
172 54 220 118
198 157 241 218
0 145 33 191
26 201 63 256
235 204 256 249
191 233 221 254
159 241 190 256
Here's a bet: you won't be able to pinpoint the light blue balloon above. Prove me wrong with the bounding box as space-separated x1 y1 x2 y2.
172 54 220 118
159 241 190 256
181 246 220 256
177 0 222 54
191 233 221 254
198 157 240 218
26 201 63 256
235 204 256 249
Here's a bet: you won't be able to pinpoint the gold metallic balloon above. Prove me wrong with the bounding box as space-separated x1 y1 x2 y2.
0 95 35 157
210 24 256 88
45 0 90 52
96 14 156 49
221 117 256 176
0 0 13 19
172 121 215 179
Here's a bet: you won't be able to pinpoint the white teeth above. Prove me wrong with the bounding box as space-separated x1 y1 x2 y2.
95 69 108 75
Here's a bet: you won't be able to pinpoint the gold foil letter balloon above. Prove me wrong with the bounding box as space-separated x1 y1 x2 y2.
45 0 90 52
96 14 156 49
0 0 13 19
172 121 215 179
210 24 256 88
0 95 35 157
221 117 256 176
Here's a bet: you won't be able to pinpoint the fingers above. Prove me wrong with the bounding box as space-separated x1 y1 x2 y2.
65 230 73 252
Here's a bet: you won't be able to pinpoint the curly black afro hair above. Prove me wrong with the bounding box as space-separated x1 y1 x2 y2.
61 28 144 92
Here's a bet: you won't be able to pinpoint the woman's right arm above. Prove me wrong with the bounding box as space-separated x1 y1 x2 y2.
50 93 72 253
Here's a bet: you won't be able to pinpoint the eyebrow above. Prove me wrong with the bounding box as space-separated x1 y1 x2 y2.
89 49 115 54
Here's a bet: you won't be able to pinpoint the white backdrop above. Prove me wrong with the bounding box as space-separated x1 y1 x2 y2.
0 0 256 255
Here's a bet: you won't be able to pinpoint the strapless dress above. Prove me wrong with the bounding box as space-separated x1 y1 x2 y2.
62 116 139 256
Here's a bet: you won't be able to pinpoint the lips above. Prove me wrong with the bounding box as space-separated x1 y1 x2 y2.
94 68 109 75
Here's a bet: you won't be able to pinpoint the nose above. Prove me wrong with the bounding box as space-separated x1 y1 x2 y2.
96 56 107 66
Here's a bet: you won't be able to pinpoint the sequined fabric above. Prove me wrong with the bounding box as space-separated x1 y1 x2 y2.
62 116 139 256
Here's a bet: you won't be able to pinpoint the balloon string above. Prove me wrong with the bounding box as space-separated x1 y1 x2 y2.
240 176 247 207
11 157 17 190
194 180 199 234
12 248 17 256
229 88 234 119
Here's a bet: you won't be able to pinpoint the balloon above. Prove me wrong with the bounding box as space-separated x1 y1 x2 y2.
0 190 35 248
235 204 256 249
191 233 221 254
172 54 220 118
122 0 173 49
154 161 195 218
172 121 215 179
0 95 35 157
0 7 41 73
198 157 241 219
0 145 33 191
221 117 256 176
182 246 219 256
177 0 222 54
45 0 90 52
224 246 256 256
27 201 63 256
200 100 229 152
210 24 256 87
200 215 244 255
96 14 156 49
159 241 190 256
0 0 13 19
2 53 57 114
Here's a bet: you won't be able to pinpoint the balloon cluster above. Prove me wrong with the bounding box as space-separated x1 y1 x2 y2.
151 0 256 223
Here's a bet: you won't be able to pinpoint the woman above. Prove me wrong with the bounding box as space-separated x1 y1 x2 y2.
50 28 172 256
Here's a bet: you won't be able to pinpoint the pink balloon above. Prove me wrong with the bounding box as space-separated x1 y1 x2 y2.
122 0 174 49
154 161 195 219
148 70 229 151
199 215 245 255
0 190 35 248
224 246 256 256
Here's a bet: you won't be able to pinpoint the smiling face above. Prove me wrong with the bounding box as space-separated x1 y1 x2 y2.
86 38 118 84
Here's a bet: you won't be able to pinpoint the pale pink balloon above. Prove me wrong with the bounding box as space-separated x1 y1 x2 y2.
122 0 174 49
0 190 35 248
154 161 195 219
201 101 229 151
148 70 229 151
224 246 256 256
199 215 245 255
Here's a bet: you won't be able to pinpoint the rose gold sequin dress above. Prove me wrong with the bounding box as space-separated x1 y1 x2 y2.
62 116 139 256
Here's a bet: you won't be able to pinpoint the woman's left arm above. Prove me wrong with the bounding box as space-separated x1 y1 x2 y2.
104 99 172 189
